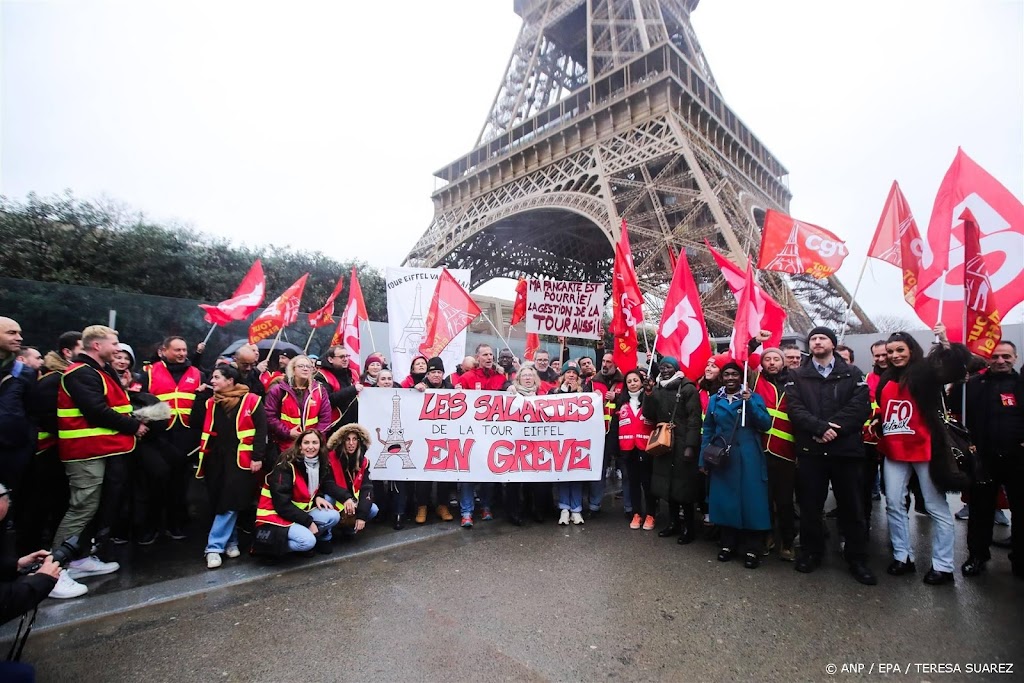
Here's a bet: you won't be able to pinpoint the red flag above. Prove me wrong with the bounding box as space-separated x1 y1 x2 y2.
867 181 925 306
524 332 540 361
729 265 760 364
307 275 346 329
916 148 1024 338
419 269 481 358
756 210 848 278
610 220 645 336
961 209 1003 358
707 242 787 347
666 244 678 271
248 273 309 344
656 250 711 381
510 277 528 326
330 269 370 366
199 259 266 325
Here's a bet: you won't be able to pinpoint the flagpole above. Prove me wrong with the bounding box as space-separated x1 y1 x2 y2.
837 256 870 344
364 319 377 353
741 359 748 427
201 323 217 347
935 270 949 342
266 328 284 359
481 312 514 355
303 327 317 355
961 267 968 424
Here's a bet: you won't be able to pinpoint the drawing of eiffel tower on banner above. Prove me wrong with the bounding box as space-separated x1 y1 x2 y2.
763 221 805 274
874 215 916 266
375 393 415 469
404 0 874 334
395 283 426 353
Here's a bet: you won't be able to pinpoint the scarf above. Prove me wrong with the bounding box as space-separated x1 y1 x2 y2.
213 384 250 412
658 371 684 388
304 455 320 496
628 389 642 411
512 381 538 396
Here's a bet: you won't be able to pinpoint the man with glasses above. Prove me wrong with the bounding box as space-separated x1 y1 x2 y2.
962 340 1024 579
533 350 557 384
315 346 363 435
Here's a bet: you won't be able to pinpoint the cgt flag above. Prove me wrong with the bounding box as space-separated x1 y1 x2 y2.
419 268 481 358
248 273 309 344
961 209 1002 358
707 242 787 348
611 220 644 372
729 265 760 364
916 148 1024 338
867 181 924 307
757 210 848 279
307 275 346 329
199 259 266 325
524 332 540 361
656 249 711 381
510 277 528 327
331 268 369 366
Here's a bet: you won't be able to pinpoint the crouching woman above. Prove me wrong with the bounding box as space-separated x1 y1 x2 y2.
254 429 348 555
326 423 378 533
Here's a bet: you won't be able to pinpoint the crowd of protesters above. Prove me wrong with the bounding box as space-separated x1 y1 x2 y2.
0 313 1020 608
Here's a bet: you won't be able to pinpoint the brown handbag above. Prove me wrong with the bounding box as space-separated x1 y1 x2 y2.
645 385 683 457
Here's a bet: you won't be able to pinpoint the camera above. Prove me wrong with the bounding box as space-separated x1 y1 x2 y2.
23 535 79 574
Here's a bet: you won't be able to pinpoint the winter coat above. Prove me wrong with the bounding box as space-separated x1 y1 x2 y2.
201 400 268 514
964 368 1024 461
784 356 869 459
0 554 56 626
457 367 508 391
700 391 773 531
326 424 376 521
642 373 703 503
263 381 332 447
316 366 359 427
0 357 34 454
265 453 350 529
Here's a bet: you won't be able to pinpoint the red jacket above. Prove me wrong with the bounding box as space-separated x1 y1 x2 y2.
457 367 507 391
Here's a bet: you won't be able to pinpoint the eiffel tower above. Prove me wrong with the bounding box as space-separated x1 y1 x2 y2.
763 221 805 274
404 0 874 335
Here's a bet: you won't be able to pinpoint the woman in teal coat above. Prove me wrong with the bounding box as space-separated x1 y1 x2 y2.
699 358 773 569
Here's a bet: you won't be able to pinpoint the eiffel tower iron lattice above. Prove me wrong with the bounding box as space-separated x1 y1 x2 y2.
404 0 874 335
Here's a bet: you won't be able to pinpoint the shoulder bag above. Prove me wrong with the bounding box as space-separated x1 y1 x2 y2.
701 396 742 470
646 385 683 457
930 391 983 493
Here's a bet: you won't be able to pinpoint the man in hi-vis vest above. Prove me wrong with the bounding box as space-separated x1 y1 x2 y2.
141 336 203 541
50 325 147 599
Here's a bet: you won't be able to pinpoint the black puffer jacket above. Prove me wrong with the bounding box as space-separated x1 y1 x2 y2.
784 355 869 459
642 374 702 503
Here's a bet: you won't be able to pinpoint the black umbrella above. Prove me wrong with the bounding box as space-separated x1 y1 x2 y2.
219 338 305 358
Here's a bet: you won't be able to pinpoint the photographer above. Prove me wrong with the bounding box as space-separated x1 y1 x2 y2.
0 484 60 625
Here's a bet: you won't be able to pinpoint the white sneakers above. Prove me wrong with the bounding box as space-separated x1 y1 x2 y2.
225 546 241 559
570 512 585 525
558 509 570 525
206 552 223 569
48 570 88 599
67 555 120 580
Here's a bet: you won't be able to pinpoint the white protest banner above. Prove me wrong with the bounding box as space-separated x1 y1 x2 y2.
386 267 471 383
525 279 604 340
359 388 605 482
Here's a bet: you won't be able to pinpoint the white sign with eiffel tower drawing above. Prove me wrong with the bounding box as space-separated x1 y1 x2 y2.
360 388 605 483
386 267 471 383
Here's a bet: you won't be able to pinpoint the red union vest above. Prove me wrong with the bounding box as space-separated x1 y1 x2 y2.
196 392 262 478
616 401 652 451
146 362 201 428
260 370 283 391
877 380 931 462
255 463 316 527
753 374 795 461
57 363 136 462
314 368 353 429
273 384 325 449
594 379 622 434
328 451 367 509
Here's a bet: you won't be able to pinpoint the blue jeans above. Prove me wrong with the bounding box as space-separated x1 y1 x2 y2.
558 482 583 513
287 507 341 552
206 510 239 554
883 459 955 572
459 483 492 516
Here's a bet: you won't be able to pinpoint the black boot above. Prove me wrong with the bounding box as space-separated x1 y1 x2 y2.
393 514 404 531
677 503 695 545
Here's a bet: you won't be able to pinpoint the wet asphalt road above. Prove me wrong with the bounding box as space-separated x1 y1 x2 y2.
20 504 1023 683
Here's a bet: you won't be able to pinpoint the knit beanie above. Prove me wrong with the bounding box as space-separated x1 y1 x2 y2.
426 357 445 373
807 326 838 348
659 356 680 372
761 347 784 361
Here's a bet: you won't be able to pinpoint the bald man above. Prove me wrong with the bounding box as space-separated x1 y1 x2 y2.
0 317 35 501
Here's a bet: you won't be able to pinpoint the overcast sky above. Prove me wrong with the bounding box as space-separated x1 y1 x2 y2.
2 0 1022 327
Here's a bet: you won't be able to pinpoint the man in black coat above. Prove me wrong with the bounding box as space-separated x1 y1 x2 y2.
0 483 60 625
785 326 876 585
315 345 362 434
962 340 1024 579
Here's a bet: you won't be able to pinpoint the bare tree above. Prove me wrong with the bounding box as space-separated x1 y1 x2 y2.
871 313 925 333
